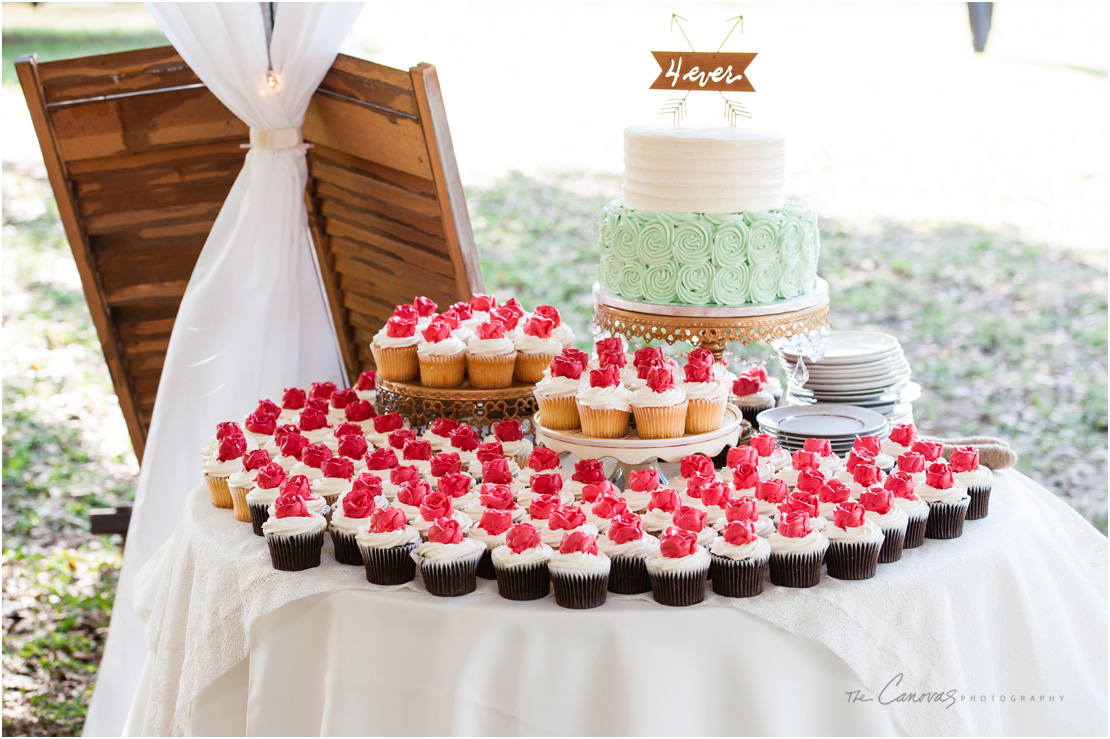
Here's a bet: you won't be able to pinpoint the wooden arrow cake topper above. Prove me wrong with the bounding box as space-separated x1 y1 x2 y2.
652 15 757 125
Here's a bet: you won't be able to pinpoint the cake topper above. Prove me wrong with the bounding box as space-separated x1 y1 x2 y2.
651 14 757 125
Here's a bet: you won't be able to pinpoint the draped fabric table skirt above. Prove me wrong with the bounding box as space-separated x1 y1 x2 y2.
123 470 1108 736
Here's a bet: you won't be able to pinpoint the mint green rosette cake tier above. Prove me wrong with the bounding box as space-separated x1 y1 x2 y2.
672 220 714 264
748 260 784 303
642 262 679 303
598 203 618 258
779 217 805 265
711 264 751 305
612 212 641 263
619 262 646 300
676 263 714 304
599 254 622 296
709 217 749 268
745 213 782 265
637 219 674 267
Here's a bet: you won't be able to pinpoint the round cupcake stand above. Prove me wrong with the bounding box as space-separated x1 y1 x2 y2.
376 379 539 436
533 405 745 487
591 279 831 362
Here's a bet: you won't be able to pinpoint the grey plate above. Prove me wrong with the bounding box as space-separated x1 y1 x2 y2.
758 404 889 437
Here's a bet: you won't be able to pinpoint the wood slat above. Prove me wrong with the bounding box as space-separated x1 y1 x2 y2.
307 157 440 220
328 238 457 296
304 93 431 179
308 145 436 198
105 281 188 306
317 55 418 118
67 140 246 177
74 155 244 198
84 202 223 236
325 219 454 279
80 176 237 218
96 244 203 291
320 199 448 260
90 229 207 256
316 181 445 241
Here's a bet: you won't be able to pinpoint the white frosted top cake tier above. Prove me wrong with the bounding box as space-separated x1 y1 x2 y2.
622 125 785 214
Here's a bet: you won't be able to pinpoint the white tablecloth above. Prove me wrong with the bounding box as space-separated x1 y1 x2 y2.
124 470 1108 736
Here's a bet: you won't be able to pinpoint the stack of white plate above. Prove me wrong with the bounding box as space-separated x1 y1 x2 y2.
755 404 890 455
779 331 919 419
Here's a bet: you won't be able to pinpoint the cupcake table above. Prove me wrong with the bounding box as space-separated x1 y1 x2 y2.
123 468 1107 737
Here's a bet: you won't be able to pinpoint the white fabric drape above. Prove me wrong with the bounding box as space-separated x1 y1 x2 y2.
84 3 364 735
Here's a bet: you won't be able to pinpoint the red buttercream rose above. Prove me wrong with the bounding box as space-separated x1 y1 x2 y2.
681 454 714 479
506 523 541 553
396 479 430 507
560 347 589 366
645 367 675 393
372 413 404 433
732 376 763 396
491 306 521 331
732 462 761 491
430 452 462 477
243 449 271 472
725 496 759 523
351 473 383 498
659 527 698 558
791 450 820 471
365 447 398 470
884 470 917 499
421 317 453 342
549 356 583 379
299 409 328 432
385 317 417 338
818 479 852 504
755 478 788 504
449 425 481 452
530 305 559 327
949 446 980 473
727 446 758 469
648 487 681 512
428 517 464 545
522 316 554 339
330 388 357 410
388 429 416 450
853 436 881 455
588 366 621 388
750 434 777 458
279 433 308 459
860 486 894 515
370 506 407 533
430 418 459 438
526 447 560 471
413 296 437 317
778 511 813 538
779 491 819 519
478 508 512 535
344 400 375 423
628 468 660 492
438 473 472 499
912 439 943 462
280 474 312 500
300 444 332 469
439 308 463 329
393 303 418 322
529 472 564 496
549 505 586 530
255 463 286 490
672 504 707 533
571 458 606 485
845 449 876 473
528 493 561 520
273 424 299 445
254 399 281 418
594 337 623 355
744 366 769 383
356 370 377 391
925 462 955 489
323 457 354 480
390 466 420 487
281 388 307 410
217 435 247 462
469 293 497 312
700 481 733 508
686 347 714 367
482 459 514 485
591 494 629 520
852 464 883 488
305 397 329 414
274 493 309 518
310 381 337 402
476 441 504 464
342 488 376 519
723 520 758 546
683 362 715 383
581 481 618 504
633 346 664 368
834 501 868 529
607 513 645 544
419 491 454 522
803 438 832 457
684 472 715 499
479 483 515 509
492 420 524 444
888 423 918 447
796 468 827 494
337 435 369 460
598 350 627 369
897 451 926 474
403 439 432 461
559 530 598 555
502 297 525 314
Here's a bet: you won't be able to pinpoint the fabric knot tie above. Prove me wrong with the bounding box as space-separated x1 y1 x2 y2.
244 127 305 151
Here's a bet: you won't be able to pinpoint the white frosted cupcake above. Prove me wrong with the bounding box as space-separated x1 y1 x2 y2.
848 436 895 471
584 492 630 533
680 359 729 434
629 368 688 440
823 501 885 580
462 483 527 524
353 370 377 404
539 505 599 549
356 507 421 585
513 316 562 383
413 518 486 596
885 471 929 549
858 485 909 563
533 355 585 430
485 419 533 465
468 508 514 579
371 316 420 382
639 487 682 536
646 527 711 606
562 458 608 500
669 505 715 548
467 321 518 389
491 523 553 601
262 493 328 571
576 367 632 438
417 317 467 388
918 462 970 540
768 512 829 588
709 520 772 598
881 424 918 459
328 485 380 565
596 513 659 594
748 434 792 472
713 496 775 539
421 418 461 453
547 531 611 609
949 446 993 520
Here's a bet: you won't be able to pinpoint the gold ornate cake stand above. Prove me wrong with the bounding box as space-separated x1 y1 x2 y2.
592 281 830 361
376 379 539 436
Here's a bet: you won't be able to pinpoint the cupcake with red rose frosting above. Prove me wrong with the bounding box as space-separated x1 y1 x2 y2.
446 424 483 467
463 483 526 524
667 454 720 492
412 490 473 539
816 479 853 521
279 388 307 424
576 366 632 438
227 449 272 523
421 418 460 453
262 488 328 571
353 371 377 404
728 444 777 482
730 370 775 429
646 526 711 606
584 492 630 534
479 459 528 499
245 462 287 536
289 442 331 483
469 508 514 579
710 519 771 598
859 485 909 563
778 489 825 533
365 412 409 449
840 463 886 499
467 442 523 482
311 456 355 508
670 504 715 548
714 496 775 538
417 316 467 387
391 477 430 519
438 472 479 511
623 468 662 513
881 423 918 459
729 461 762 501
698 481 735 527
885 471 929 549
203 432 247 508
485 420 533 466
356 507 420 585
515 446 565 483
749 433 792 472
563 458 608 501
630 367 688 439
534 305 575 347
362 447 399 485
894 450 928 488
412 518 486 596
779 450 821 490
753 478 789 519
919 461 970 539
949 446 993 520
824 501 884 580
540 504 599 548
533 352 586 430
295 406 332 447
326 388 359 426
640 487 682 535
513 316 562 383
467 320 518 389
371 315 420 381
597 513 659 594
400 439 434 477
802 438 843 476
491 522 553 601
266 474 328 520
911 439 944 465
848 435 895 472
427 451 462 488
329 477 381 565
681 353 729 434
768 511 829 588
548 531 611 609
242 407 278 448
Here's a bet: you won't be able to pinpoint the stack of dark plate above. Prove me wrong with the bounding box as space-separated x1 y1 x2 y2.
755 404 889 455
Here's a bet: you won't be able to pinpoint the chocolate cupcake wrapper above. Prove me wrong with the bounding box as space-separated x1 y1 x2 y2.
551 570 609 609
360 542 418 585
248 502 270 537
476 550 496 580
826 539 882 580
903 514 928 549
648 566 709 606
266 530 325 571
737 403 774 431
710 554 768 598
330 529 363 566
966 487 992 520
769 549 825 588
878 525 907 564
608 555 652 594
418 552 483 597
925 499 970 539
494 562 552 601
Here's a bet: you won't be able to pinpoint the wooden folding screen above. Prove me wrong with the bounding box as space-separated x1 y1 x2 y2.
17 47 483 461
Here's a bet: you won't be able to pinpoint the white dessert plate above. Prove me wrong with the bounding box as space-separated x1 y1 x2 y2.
798 375 912 394
784 357 910 379
757 404 888 437
779 331 902 365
